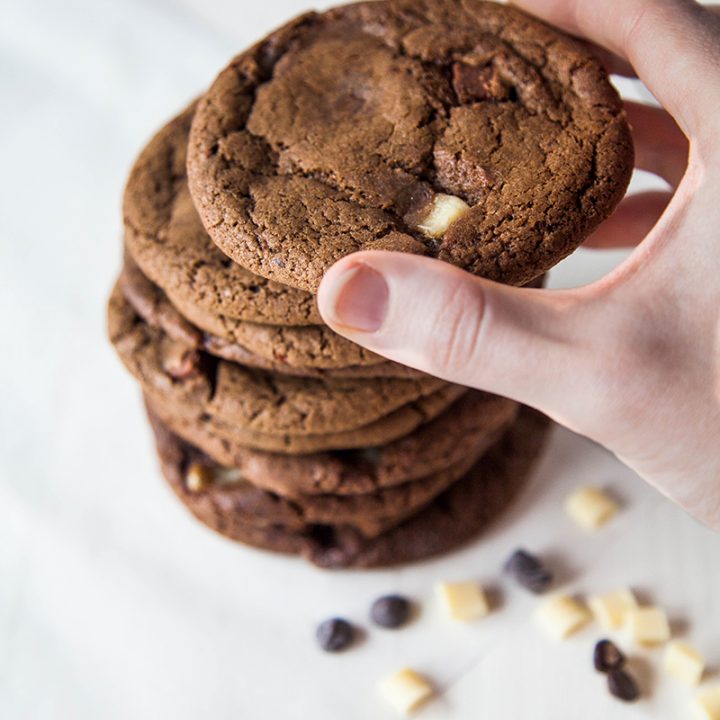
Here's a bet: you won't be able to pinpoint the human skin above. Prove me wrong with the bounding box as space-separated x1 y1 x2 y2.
318 0 720 530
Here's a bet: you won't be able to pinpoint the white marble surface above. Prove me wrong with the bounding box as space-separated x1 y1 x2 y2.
1 1 718 718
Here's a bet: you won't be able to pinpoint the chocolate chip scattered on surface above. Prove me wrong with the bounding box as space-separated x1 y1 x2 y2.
594 639 626 673
607 669 640 703
316 618 356 653
504 549 553 594
371 595 412 629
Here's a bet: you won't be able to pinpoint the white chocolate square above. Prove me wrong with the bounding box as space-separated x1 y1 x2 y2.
436 581 489 621
565 486 619 530
417 194 471 238
186 465 242 491
588 588 638 630
665 641 705 686
215 467 243 486
627 606 671 646
535 595 591 640
379 668 434 715
185 463 210 492
692 685 720 720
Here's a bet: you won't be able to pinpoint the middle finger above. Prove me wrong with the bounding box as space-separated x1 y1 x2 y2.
625 101 689 187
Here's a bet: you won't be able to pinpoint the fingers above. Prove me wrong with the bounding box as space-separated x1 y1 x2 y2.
584 191 673 249
510 0 720 142
585 4 720 77
588 101 686 249
625 101 689 186
318 252 599 420
579 40 637 78
626 101 690 186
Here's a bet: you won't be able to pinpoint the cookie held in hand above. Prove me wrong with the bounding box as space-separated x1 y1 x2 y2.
188 0 633 292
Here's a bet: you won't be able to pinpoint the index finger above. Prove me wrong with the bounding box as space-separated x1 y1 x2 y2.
510 0 720 143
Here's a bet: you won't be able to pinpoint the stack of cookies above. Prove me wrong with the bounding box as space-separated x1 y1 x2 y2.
108 0 632 568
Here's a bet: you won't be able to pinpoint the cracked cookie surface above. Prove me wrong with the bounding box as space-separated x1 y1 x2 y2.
124 105 320 326
188 0 633 293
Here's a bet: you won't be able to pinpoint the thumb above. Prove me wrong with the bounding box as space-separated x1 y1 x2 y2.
318 251 607 431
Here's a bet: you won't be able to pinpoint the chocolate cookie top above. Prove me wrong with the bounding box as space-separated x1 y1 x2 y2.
150 404 551 568
108 283 454 442
188 0 633 293
123 105 321 326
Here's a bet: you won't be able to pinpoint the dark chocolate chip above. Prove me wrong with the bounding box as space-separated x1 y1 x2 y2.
451 62 512 103
607 669 640 702
594 639 626 673
316 618 355 652
371 595 412 629
503 549 553 594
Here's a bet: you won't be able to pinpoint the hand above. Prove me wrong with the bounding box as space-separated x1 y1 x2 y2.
318 0 720 530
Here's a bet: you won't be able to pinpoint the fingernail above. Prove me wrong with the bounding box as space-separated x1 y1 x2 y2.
327 263 389 332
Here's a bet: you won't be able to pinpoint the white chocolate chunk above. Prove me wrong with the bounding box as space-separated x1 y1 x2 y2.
185 464 242 491
588 588 638 630
565 486 619 530
417 194 471 238
214 467 244 486
535 595 591 640
692 685 720 720
379 668 434 715
185 463 210 492
436 581 489 621
627 606 671 646
665 641 705 686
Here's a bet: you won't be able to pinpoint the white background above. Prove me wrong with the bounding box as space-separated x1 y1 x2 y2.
1 0 718 718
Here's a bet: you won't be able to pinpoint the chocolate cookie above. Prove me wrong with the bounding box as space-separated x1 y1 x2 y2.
166 285 384 370
146 378 465 455
117 257 385 371
187 0 633 293
123 104 320 326
148 407 483 538
120 258 425 379
143 390 517 497
108 284 462 448
151 405 551 568
118 257 386 371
